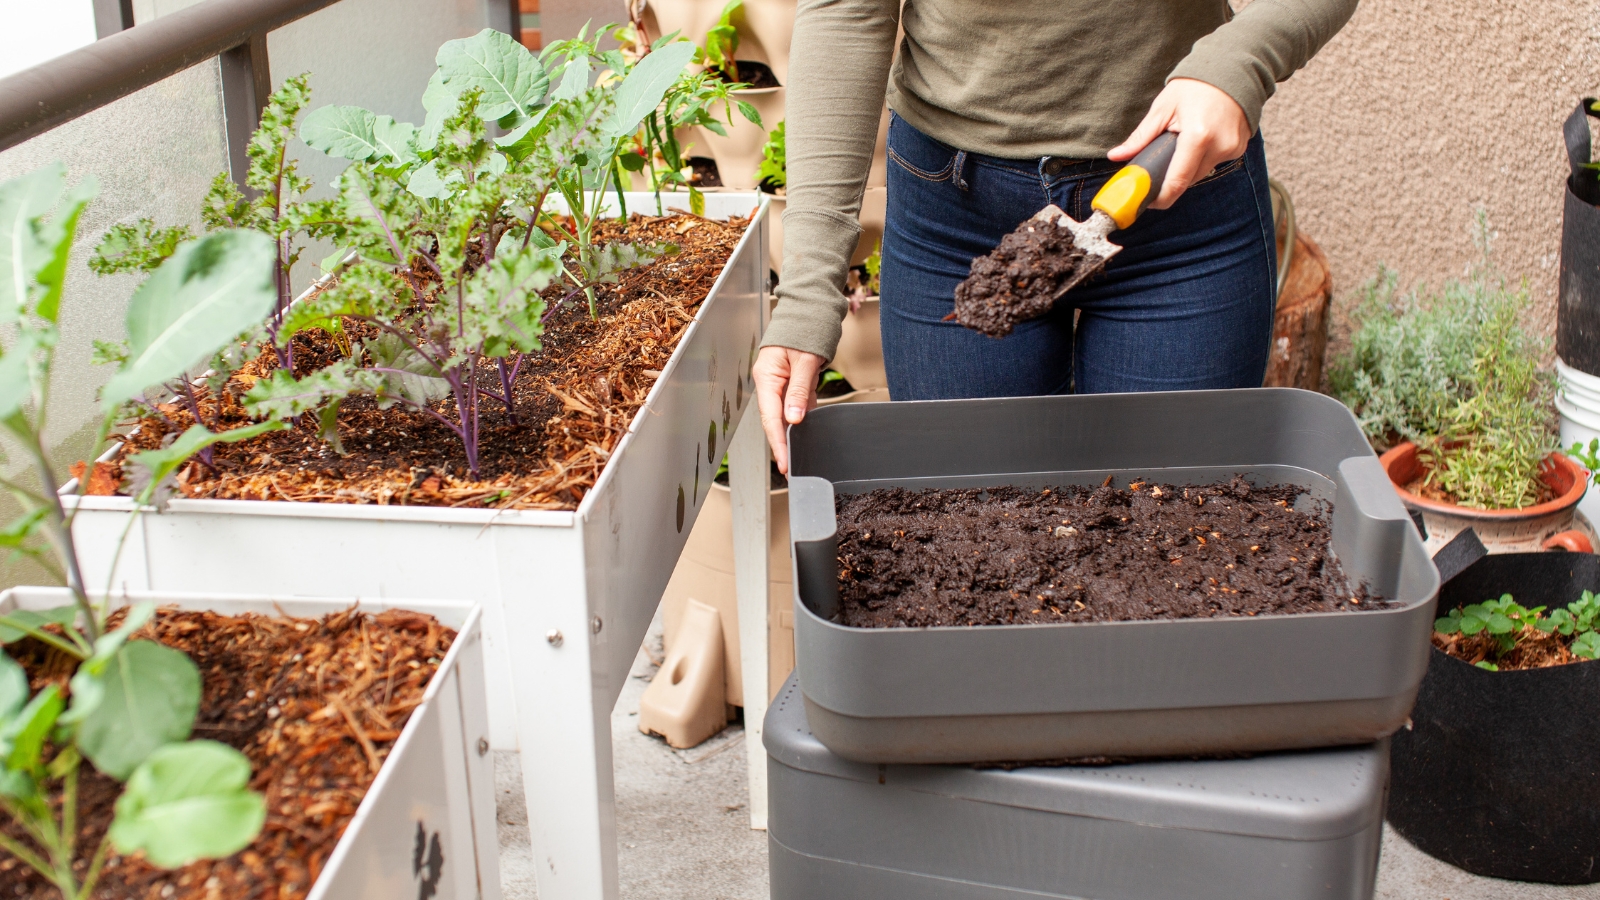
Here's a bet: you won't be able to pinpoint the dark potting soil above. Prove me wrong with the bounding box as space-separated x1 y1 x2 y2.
834 478 1376 628
0 607 453 900
952 216 1092 338
687 156 722 188
102 213 747 511
717 61 781 89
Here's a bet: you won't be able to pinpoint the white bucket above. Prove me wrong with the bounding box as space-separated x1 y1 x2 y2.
1557 358 1600 526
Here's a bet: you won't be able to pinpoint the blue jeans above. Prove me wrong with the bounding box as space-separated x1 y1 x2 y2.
879 113 1277 400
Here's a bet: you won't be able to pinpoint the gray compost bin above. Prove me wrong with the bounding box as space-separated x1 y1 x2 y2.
786 388 1438 763
765 674 1387 900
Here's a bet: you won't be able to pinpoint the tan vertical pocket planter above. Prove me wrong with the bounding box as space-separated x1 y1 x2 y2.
741 0 797 84
700 86 786 190
645 392 887 747
650 480 792 713
831 297 887 391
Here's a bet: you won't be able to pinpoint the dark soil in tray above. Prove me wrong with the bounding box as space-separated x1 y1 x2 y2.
0 607 453 900
98 212 748 511
834 478 1375 628
952 216 1094 338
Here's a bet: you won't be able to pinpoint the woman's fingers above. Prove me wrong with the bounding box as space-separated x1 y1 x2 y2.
753 346 826 474
1108 101 1174 162
1113 78 1251 210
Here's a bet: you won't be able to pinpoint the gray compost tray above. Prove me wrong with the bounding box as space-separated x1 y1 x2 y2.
765 674 1387 900
786 388 1438 763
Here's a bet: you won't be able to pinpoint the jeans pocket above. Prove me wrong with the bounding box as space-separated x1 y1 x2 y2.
1193 156 1245 188
887 113 956 182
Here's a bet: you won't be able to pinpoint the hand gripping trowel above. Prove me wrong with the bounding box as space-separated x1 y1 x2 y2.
952 131 1179 336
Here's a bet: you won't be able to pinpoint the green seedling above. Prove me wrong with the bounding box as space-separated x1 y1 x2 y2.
1435 593 1545 655
757 119 785 189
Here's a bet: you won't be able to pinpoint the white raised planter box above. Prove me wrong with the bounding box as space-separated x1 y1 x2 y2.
63 192 770 900
0 588 496 900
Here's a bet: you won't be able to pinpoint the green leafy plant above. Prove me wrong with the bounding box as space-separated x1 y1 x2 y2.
1435 593 1545 658
1330 217 1555 509
701 0 743 83
863 240 882 295
0 163 265 899
757 119 785 190
1568 438 1600 489
1436 590 1600 669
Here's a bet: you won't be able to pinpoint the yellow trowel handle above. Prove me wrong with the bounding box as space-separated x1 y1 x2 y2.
1091 131 1179 230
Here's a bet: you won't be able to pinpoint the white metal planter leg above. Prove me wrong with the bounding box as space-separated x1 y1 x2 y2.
497 528 620 900
730 398 772 830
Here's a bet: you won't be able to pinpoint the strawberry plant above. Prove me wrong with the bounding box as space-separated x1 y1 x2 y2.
1436 590 1600 669
0 164 267 899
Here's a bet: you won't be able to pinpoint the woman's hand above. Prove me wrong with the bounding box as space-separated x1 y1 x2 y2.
1108 78 1251 210
753 345 826 474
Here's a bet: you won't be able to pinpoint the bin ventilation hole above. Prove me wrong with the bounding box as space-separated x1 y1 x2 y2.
694 448 702 501
671 659 686 685
722 393 732 435
676 486 686 532
736 375 744 410
709 421 718 464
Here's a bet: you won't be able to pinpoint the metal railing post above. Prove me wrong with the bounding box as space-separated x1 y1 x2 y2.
219 34 272 190
92 0 136 39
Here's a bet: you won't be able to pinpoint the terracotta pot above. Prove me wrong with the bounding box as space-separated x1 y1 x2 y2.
1378 442 1594 554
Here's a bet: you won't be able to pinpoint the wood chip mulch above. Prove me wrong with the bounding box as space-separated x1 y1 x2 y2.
1434 628 1589 671
0 607 454 900
101 212 750 511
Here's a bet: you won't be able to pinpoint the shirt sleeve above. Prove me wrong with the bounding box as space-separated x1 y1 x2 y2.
759 0 901 361
1168 0 1360 131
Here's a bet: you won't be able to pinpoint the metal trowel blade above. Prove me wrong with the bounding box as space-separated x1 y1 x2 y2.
1031 204 1122 301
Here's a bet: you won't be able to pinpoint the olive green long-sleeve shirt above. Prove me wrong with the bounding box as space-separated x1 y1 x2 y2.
761 0 1359 361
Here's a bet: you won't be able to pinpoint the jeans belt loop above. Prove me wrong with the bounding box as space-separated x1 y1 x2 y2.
951 149 970 191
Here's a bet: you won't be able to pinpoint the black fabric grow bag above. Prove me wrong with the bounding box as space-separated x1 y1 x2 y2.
1388 551 1600 884
1557 98 1600 375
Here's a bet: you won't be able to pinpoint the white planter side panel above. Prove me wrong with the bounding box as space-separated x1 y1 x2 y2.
0 590 495 900
582 191 768 698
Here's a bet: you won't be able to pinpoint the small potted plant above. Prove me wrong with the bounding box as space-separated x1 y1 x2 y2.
1388 550 1600 884
1330 232 1590 553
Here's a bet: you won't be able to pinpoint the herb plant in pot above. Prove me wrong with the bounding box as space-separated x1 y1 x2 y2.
60 29 767 900
0 165 493 899
1388 550 1600 883
1330 244 1591 554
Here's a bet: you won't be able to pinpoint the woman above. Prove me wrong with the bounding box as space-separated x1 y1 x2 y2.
753 0 1358 472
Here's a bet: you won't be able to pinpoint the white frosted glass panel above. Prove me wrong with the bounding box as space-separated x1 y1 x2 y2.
0 61 228 463
266 0 507 288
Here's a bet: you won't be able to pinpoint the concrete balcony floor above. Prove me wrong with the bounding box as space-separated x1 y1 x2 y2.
493 617 1600 900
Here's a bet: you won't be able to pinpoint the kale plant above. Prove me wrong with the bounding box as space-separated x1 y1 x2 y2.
0 164 267 898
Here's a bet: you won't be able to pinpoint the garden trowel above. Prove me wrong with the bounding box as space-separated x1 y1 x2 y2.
1039 130 1179 300
953 131 1181 336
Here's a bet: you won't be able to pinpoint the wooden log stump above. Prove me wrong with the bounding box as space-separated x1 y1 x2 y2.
1263 230 1333 390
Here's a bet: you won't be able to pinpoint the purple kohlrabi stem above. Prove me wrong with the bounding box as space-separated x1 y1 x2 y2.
494 358 519 424
176 379 215 468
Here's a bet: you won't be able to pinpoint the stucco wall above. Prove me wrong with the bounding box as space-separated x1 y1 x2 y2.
1257 0 1600 343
